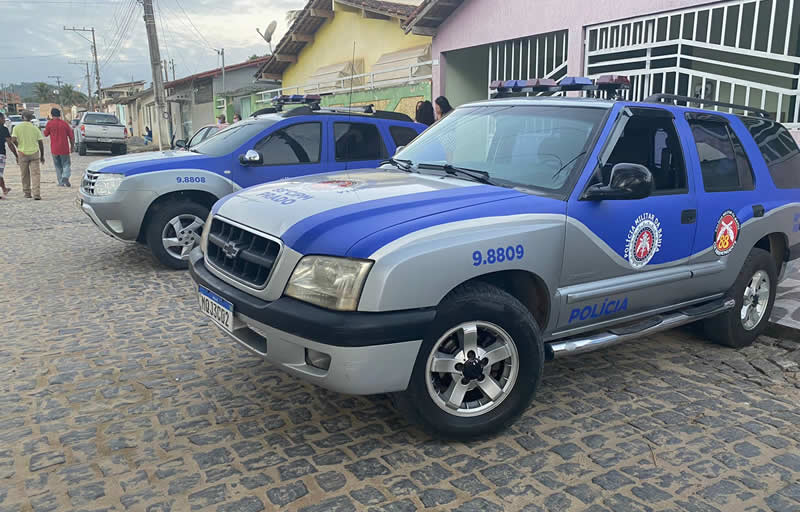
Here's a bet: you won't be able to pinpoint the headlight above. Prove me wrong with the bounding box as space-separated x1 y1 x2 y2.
285 256 373 311
199 211 213 253
93 173 125 196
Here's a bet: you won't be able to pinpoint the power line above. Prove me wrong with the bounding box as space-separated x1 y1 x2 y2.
100 0 140 70
172 0 215 51
101 0 137 66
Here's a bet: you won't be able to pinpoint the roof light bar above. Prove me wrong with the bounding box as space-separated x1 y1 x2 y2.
490 75 630 98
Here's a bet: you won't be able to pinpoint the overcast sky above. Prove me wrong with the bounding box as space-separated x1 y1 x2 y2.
0 0 306 91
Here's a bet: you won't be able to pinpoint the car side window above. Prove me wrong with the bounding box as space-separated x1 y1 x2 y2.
389 126 419 148
600 112 688 194
254 123 321 165
687 115 755 192
188 127 209 148
334 122 388 161
739 117 800 189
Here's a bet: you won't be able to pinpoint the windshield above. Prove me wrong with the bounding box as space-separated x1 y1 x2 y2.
9 116 21 121
192 119 275 156
84 113 119 125
395 104 606 193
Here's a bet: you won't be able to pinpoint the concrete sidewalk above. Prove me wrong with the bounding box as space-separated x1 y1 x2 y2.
772 261 800 333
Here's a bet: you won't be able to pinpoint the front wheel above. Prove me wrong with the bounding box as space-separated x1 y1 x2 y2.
703 248 777 348
394 282 543 440
145 200 209 270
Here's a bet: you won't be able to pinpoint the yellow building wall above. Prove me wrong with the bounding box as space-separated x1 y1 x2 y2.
281 4 431 89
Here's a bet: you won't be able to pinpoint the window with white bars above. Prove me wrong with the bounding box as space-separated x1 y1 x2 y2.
585 0 800 126
488 30 569 97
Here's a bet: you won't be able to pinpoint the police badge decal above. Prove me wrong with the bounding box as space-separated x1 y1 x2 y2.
714 210 740 256
625 213 663 269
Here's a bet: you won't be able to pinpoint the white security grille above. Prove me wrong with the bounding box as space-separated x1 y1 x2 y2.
488 30 569 97
585 0 800 126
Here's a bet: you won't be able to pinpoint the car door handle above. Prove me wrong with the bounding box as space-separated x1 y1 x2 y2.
681 209 697 224
753 204 765 218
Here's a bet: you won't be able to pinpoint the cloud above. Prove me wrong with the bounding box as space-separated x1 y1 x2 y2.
2 0 306 89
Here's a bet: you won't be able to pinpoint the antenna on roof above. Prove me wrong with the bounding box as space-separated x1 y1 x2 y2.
345 40 356 171
257 20 278 54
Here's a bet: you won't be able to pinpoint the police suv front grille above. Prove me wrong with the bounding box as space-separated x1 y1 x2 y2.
81 169 100 195
206 218 280 289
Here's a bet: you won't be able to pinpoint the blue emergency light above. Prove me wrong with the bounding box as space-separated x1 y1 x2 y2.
558 76 595 91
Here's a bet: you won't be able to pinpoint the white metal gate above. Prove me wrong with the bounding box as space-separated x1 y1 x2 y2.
584 0 800 126
488 30 569 97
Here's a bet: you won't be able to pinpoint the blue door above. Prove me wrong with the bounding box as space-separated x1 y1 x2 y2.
557 105 699 332
236 120 327 188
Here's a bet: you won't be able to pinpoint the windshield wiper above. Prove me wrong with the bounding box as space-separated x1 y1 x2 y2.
380 157 415 172
551 151 587 181
416 162 495 185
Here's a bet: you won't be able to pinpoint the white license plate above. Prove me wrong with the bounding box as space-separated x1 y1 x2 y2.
99 138 113 143
198 285 234 332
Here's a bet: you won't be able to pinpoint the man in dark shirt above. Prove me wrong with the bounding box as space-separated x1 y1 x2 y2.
43 108 75 187
0 112 19 198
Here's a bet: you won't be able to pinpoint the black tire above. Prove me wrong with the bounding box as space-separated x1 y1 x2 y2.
78 142 87 156
394 282 544 440
144 200 209 270
703 247 777 348
119 145 127 155
110 145 119 155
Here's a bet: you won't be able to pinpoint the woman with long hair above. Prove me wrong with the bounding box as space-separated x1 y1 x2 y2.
434 96 453 120
415 100 435 126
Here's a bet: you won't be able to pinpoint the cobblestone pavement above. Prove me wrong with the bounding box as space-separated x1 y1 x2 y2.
0 150 799 512
773 261 800 332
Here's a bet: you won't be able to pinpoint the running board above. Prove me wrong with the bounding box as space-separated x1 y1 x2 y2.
546 298 736 359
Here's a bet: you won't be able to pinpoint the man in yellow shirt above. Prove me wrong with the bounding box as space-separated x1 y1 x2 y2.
11 110 45 200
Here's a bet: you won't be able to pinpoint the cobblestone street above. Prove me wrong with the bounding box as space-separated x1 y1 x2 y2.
0 151 799 512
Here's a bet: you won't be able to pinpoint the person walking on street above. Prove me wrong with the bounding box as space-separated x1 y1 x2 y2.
217 114 226 126
415 100 435 126
43 108 75 187
0 113 18 198
10 111 45 200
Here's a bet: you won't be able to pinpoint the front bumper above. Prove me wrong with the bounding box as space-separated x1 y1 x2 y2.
77 188 157 241
189 249 435 395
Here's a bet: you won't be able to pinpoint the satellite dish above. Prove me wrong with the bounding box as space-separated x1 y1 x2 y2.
257 20 278 54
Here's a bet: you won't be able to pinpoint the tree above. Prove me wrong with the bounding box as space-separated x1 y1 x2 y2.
33 82 56 103
249 54 262 61
57 84 87 107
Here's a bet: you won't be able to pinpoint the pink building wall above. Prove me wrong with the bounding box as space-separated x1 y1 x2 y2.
431 0 720 98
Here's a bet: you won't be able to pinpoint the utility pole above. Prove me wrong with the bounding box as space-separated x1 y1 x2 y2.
64 27 102 101
48 75 63 88
140 0 166 150
70 61 93 111
170 59 176 82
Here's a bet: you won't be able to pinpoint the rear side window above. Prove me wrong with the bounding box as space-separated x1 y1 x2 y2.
389 126 419 148
687 116 755 192
740 117 800 189
334 122 388 161
255 123 321 165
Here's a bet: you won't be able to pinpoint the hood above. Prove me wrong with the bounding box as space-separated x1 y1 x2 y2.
215 170 565 258
87 150 211 176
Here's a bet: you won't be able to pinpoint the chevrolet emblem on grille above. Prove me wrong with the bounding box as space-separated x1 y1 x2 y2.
222 241 243 259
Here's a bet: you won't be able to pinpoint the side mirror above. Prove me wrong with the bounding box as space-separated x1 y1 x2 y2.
394 145 405 155
174 139 186 148
583 163 653 201
239 149 263 166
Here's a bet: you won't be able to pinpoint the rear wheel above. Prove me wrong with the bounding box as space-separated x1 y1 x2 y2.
703 248 777 348
78 142 87 156
394 282 543 439
145 200 209 270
